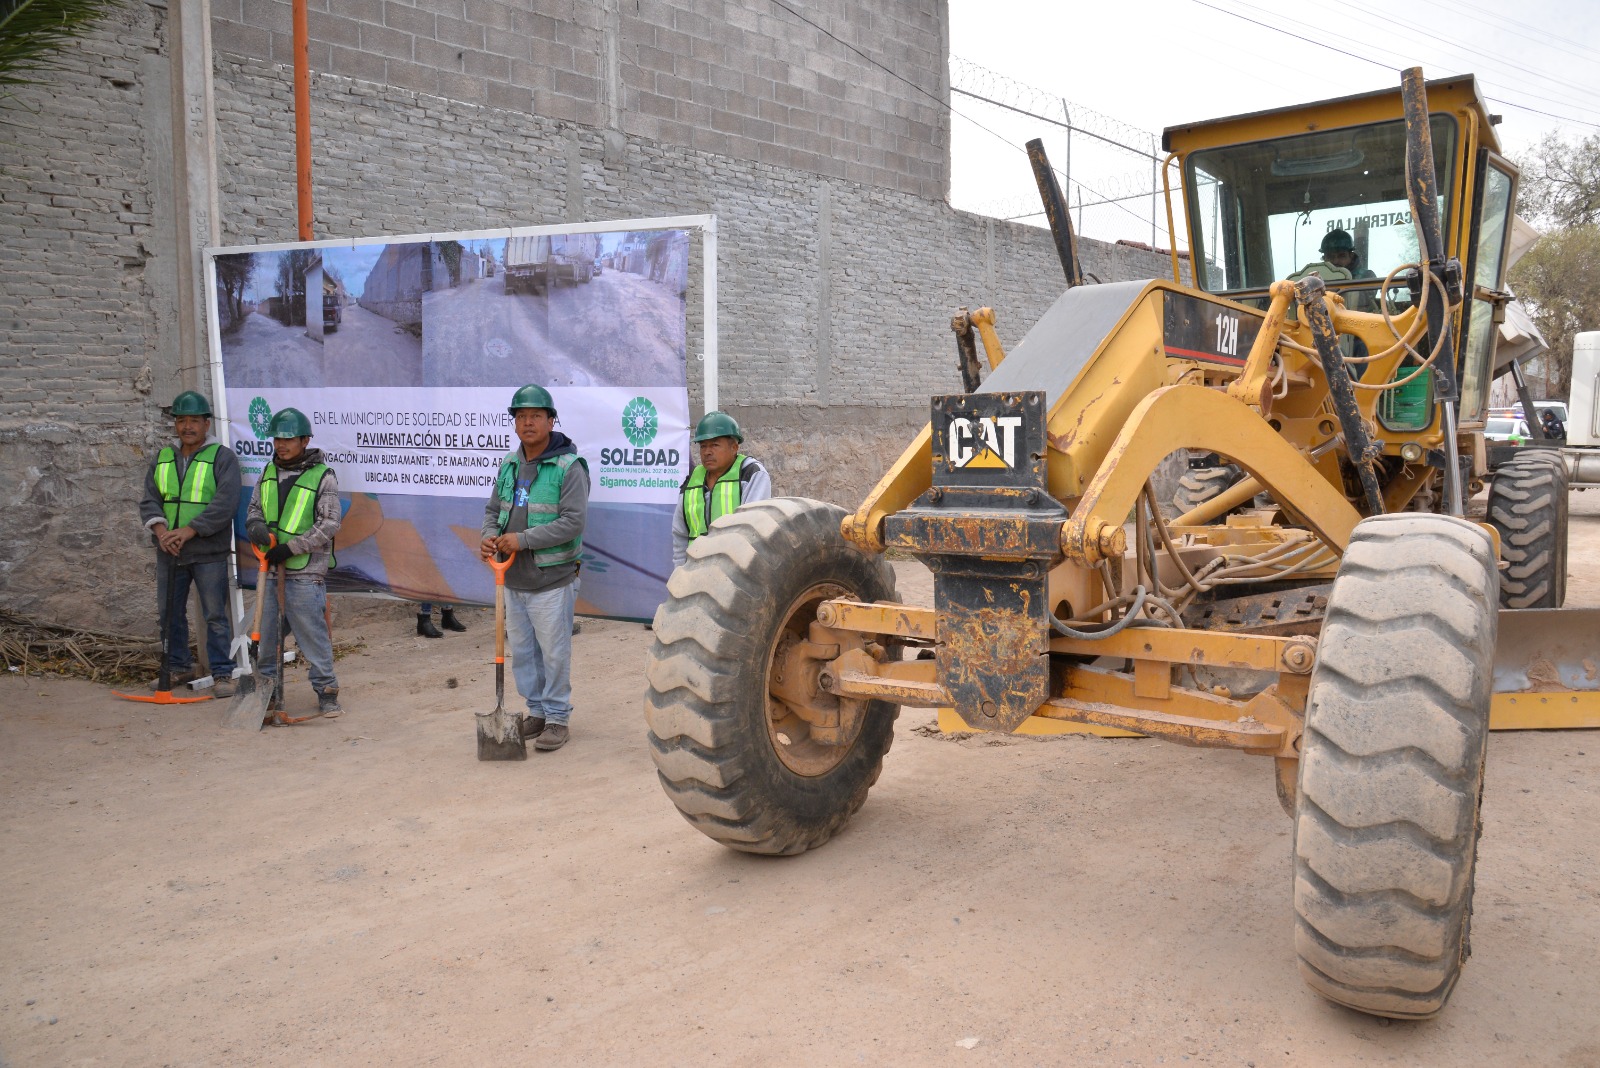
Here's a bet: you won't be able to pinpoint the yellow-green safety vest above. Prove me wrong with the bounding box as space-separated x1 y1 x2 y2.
260 461 331 571
493 450 584 568
154 443 220 530
681 455 751 542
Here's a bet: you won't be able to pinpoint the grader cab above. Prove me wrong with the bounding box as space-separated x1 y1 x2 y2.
644 69 1598 1020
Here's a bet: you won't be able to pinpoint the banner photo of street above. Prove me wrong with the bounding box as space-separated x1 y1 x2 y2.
209 225 695 620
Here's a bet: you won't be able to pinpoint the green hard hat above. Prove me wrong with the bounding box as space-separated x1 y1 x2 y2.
266 407 312 438
693 411 743 443
508 384 556 417
170 390 212 417
1320 228 1355 255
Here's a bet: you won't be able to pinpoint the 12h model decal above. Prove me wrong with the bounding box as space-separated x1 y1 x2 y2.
1215 313 1240 358
948 414 1022 469
1162 293 1262 368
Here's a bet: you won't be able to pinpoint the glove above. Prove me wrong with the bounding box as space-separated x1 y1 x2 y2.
264 544 294 566
247 521 271 545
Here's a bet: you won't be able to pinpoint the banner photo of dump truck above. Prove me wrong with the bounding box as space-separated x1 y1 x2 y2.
207 222 697 621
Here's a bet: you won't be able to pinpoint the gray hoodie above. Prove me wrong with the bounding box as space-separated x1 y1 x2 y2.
480 431 590 595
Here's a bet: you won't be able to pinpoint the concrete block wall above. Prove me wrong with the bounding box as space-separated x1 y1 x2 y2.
1 0 1180 635
211 0 950 200
0 2 181 632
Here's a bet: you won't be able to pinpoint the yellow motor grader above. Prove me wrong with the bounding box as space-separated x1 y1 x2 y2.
644 69 1598 1019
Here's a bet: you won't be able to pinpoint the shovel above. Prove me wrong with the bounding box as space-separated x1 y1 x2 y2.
116 554 213 705
220 539 275 730
475 551 527 760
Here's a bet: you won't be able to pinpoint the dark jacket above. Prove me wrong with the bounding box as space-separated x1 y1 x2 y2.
138 437 242 565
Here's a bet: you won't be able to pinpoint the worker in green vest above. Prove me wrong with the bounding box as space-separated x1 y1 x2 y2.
138 390 243 695
245 407 345 719
479 385 590 751
672 411 772 568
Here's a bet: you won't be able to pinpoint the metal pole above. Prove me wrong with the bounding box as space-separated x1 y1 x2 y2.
1150 134 1158 248
293 0 313 240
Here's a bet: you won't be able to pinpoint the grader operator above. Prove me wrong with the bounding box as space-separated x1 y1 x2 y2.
644 69 1597 1020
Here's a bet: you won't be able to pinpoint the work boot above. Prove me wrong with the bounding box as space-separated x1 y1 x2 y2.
212 677 236 699
534 723 569 751
571 620 583 635
518 715 546 740
417 613 443 639
440 608 467 632
318 691 343 719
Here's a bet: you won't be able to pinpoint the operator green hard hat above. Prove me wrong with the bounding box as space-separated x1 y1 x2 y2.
508 384 557 417
266 407 313 438
170 390 212 417
693 411 743 443
1320 228 1355 255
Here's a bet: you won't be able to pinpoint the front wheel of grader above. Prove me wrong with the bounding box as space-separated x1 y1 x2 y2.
644 497 900 855
1293 513 1498 1019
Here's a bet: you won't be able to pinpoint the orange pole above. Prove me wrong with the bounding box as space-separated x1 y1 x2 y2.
292 0 313 240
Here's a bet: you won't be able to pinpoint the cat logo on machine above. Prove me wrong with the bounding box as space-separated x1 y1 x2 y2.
948 414 1022 469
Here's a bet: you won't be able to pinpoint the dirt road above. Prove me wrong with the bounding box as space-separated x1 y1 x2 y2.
2 492 1597 1065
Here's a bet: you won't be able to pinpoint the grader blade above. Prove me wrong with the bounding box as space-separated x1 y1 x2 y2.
1490 607 1600 729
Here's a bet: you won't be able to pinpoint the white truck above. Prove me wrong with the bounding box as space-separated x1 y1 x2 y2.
1555 331 1600 488
502 233 603 296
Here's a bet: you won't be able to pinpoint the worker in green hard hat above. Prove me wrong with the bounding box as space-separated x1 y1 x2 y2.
138 390 243 695
245 405 345 720
480 384 590 752
672 410 772 568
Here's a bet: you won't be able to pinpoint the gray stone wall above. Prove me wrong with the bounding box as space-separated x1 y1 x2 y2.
212 0 951 200
0 3 178 631
2 1 1180 635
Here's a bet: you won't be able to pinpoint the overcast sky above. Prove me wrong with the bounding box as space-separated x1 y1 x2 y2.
945 0 1600 248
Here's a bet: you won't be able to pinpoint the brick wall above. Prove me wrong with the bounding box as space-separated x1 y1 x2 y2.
212 0 950 200
2 0 1179 635
0 2 177 631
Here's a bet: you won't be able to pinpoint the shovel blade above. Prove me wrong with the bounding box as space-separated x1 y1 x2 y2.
476 707 527 760
221 675 275 731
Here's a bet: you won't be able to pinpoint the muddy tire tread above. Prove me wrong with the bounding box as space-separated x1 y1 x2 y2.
1294 513 1497 1019
1487 453 1569 608
644 498 898 856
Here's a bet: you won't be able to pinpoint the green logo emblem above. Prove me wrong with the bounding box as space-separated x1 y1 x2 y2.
248 397 273 439
621 397 658 447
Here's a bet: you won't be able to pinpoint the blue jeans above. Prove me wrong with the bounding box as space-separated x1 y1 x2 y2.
504 582 576 724
258 572 339 696
156 557 236 678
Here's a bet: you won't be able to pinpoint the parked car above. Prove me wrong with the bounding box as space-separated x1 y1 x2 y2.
593 258 603 277
1485 416 1530 444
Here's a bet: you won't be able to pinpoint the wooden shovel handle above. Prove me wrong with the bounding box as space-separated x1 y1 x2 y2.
490 551 515 664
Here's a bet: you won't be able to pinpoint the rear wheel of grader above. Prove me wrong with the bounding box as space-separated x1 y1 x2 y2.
1293 513 1498 1019
1171 462 1243 515
644 498 900 855
1487 451 1569 608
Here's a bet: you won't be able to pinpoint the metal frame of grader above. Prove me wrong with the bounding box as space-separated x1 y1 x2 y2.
645 68 1598 1022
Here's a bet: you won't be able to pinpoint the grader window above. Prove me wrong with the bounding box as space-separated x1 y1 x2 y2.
1186 116 1458 296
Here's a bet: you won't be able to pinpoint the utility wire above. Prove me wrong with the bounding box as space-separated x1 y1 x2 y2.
766 0 1176 240
1188 0 1600 130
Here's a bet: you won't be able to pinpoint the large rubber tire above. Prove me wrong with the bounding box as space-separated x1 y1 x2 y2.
1293 513 1498 1019
1487 451 1569 608
644 498 899 855
1172 464 1243 515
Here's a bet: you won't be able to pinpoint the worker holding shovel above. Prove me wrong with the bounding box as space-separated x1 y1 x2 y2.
138 390 242 696
479 385 589 752
245 407 344 719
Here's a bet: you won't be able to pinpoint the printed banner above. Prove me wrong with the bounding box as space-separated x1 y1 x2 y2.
210 226 695 620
